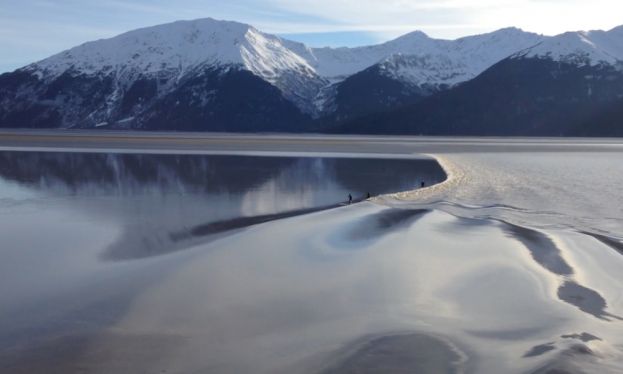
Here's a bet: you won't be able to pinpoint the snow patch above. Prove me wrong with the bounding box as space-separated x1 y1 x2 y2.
520 28 623 66
117 117 135 124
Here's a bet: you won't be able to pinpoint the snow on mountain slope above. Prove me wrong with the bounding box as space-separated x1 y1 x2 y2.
284 28 543 87
518 26 623 66
23 18 544 103
29 18 315 80
15 17 623 119
376 28 545 87
282 31 439 82
26 18 324 115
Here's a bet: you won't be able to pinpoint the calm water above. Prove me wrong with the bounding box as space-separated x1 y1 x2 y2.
0 151 445 373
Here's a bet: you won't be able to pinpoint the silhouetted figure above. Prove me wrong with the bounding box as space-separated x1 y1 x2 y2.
348 194 353 204
421 181 425 188
366 192 371 199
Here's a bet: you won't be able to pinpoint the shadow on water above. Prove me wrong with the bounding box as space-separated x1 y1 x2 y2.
103 197 420 261
501 221 622 321
320 333 464 374
560 333 601 343
103 199 367 261
523 342 557 358
580 231 623 256
528 342 600 374
346 208 429 242
522 333 602 371
502 222 573 276
557 282 622 322
318 208 430 255
269 208 427 267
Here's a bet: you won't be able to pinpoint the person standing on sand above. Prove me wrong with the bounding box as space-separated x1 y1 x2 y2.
421 181 425 188
348 194 353 204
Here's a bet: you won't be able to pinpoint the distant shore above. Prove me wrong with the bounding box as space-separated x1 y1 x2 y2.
0 130 623 155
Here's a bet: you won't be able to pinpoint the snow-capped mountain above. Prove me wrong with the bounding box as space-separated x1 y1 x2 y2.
367 28 544 87
24 19 325 116
316 27 544 121
21 19 544 117
337 26 623 136
28 19 308 77
517 26 623 66
1 18 623 134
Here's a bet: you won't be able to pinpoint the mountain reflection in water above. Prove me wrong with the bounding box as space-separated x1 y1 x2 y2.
0 151 445 261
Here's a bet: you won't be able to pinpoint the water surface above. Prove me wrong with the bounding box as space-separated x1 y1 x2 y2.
0 150 447 373
1 147 623 374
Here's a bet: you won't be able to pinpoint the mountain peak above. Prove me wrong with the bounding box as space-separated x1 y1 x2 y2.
26 16 316 80
139 17 255 35
396 30 431 40
386 30 435 49
495 26 527 34
27 17 258 76
608 25 623 34
520 28 623 66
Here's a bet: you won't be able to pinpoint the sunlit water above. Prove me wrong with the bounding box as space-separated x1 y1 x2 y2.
1 147 622 374
0 151 445 373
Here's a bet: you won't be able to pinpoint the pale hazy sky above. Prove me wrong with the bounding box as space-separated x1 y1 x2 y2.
1 0 622 73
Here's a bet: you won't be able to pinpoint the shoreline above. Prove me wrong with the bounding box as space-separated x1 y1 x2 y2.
1 130 623 155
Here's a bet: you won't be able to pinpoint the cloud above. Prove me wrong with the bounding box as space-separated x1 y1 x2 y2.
1 0 622 72
261 0 623 37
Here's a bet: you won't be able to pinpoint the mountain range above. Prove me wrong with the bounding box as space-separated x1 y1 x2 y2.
1 18 623 135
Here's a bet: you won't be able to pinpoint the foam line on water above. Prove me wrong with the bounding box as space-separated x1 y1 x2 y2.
373 153 461 205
